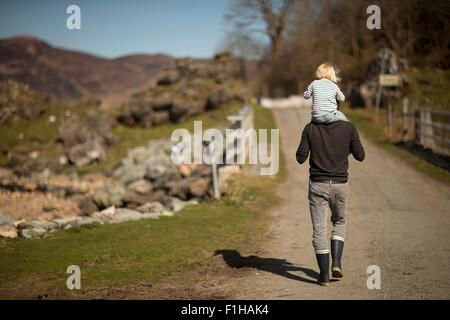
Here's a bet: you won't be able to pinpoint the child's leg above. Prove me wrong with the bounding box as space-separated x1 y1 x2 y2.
329 111 347 122
312 115 329 124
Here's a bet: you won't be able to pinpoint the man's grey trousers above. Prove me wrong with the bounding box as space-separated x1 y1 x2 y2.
308 180 348 254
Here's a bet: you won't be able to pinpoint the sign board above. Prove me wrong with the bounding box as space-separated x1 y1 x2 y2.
379 74 402 87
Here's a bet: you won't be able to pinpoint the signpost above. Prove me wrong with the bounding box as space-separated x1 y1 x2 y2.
379 74 402 87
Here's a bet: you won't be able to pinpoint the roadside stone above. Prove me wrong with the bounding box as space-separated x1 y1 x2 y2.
0 212 14 226
140 212 161 219
127 179 152 195
77 196 98 216
18 219 58 231
178 164 196 177
0 225 18 238
160 210 175 217
164 197 198 213
19 227 47 238
114 163 147 185
110 208 144 224
91 206 115 222
136 201 165 214
74 216 103 226
189 177 210 198
218 165 240 189
93 181 126 209
52 216 79 228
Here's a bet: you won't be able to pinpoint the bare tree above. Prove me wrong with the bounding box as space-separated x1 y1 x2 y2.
225 0 296 63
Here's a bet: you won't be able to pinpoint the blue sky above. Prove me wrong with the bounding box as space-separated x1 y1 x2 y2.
0 0 232 58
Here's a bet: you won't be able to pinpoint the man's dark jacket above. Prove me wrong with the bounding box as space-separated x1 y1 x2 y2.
296 121 365 183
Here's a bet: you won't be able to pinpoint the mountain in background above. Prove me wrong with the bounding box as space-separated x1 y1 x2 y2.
0 36 174 105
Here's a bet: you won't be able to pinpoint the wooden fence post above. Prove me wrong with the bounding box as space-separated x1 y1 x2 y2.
420 108 435 150
386 96 393 138
414 108 420 145
402 97 409 143
210 142 220 200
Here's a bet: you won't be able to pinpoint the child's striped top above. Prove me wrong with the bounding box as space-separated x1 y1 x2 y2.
304 78 345 118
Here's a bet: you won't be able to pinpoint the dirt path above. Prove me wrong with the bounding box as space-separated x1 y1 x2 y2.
229 107 450 299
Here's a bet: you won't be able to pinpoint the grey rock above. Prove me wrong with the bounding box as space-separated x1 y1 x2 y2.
52 216 80 228
74 216 103 226
136 202 165 214
91 206 116 222
0 225 18 238
164 197 198 213
18 219 58 231
114 163 147 185
20 227 47 238
77 196 98 216
110 208 144 224
127 179 152 194
140 212 161 219
93 181 126 209
0 212 13 226
160 210 175 217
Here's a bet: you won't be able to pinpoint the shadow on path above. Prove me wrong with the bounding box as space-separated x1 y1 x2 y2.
214 249 320 285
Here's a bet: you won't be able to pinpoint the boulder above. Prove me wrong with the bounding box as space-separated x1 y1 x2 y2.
189 177 210 198
67 140 106 167
160 211 175 217
0 225 18 238
117 104 153 128
127 179 152 195
178 164 196 177
18 219 58 231
157 71 180 86
168 179 191 200
151 97 172 111
93 181 126 209
77 196 98 216
122 189 167 208
91 206 116 222
168 176 210 200
206 88 231 110
74 216 103 226
52 216 80 228
110 208 144 224
59 113 115 167
152 110 170 125
164 197 198 213
218 165 240 189
151 170 181 190
19 227 47 238
113 163 147 185
191 165 212 177
136 201 165 214
169 98 205 122
140 212 162 219
0 212 13 226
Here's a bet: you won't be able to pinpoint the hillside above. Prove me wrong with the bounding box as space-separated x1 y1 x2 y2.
0 36 173 104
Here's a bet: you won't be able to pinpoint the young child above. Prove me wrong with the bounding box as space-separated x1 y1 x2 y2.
304 63 347 123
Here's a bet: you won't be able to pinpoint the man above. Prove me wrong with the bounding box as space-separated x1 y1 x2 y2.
296 119 365 286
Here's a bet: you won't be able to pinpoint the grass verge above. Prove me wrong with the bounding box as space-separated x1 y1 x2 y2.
344 106 450 185
0 104 285 299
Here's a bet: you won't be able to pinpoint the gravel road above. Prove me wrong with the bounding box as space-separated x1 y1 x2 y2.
232 107 450 299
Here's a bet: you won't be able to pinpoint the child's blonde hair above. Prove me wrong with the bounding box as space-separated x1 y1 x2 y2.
315 63 341 83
